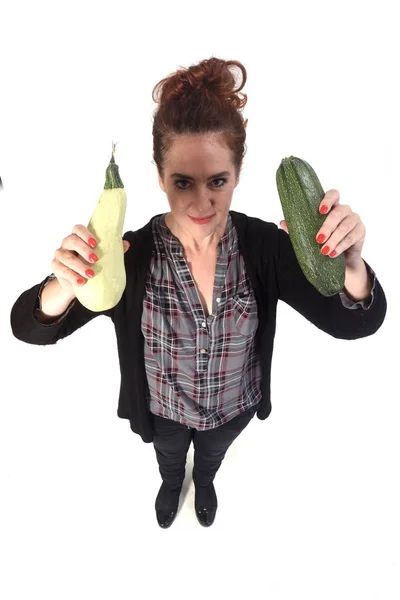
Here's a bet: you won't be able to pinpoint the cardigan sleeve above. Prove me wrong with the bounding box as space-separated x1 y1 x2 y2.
10 273 113 346
275 227 387 340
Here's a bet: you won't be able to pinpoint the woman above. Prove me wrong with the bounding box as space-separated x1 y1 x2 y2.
10 57 387 530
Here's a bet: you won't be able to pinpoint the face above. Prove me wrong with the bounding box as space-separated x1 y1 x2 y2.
157 133 239 241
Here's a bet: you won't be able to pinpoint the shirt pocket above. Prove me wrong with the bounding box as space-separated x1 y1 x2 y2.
232 290 259 337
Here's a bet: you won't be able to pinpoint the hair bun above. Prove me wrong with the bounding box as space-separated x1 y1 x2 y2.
153 56 247 111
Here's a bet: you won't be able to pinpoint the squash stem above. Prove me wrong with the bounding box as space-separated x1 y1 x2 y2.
104 141 124 189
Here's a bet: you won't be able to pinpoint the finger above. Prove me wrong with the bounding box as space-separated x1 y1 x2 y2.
319 189 340 214
316 204 353 244
54 245 96 281
279 220 288 233
51 256 90 286
61 231 99 264
71 224 97 249
320 217 362 257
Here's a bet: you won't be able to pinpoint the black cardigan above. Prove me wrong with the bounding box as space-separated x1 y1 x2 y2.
10 210 387 443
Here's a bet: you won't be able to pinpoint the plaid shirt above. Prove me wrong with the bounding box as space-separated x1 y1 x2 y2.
141 213 261 430
141 213 376 431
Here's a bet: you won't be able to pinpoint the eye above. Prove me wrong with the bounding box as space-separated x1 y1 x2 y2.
174 180 189 190
174 178 227 190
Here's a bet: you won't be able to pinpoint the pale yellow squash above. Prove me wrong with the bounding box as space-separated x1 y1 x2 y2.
73 143 127 311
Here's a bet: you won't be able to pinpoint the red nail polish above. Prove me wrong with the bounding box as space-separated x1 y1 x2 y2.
88 238 97 248
320 205 329 214
77 278 85 285
316 233 325 243
322 246 330 255
85 269 95 278
89 253 98 263
329 250 337 257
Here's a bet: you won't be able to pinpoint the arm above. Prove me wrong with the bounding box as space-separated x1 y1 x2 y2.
10 230 133 345
10 273 113 345
275 226 387 340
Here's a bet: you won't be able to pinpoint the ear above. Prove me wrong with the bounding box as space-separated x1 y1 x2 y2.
158 171 166 193
235 165 241 187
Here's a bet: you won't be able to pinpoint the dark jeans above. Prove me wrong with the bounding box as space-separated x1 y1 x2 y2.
152 403 259 491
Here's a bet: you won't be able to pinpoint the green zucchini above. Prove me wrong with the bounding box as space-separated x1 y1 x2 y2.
276 156 345 297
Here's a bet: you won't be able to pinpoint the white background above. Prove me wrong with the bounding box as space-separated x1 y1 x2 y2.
1 1 399 599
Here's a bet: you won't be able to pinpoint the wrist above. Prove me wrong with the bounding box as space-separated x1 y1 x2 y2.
38 276 76 318
343 258 372 302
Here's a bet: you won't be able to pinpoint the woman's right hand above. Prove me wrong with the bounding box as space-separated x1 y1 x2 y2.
50 224 131 296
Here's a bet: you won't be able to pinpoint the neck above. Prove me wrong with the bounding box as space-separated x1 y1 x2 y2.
165 213 227 256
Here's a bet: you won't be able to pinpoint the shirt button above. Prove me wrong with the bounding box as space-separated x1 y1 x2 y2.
216 298 221 303
200 348 207 354
201 321 206 328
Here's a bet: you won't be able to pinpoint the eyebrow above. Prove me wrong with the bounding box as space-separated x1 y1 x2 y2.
170 171 231 180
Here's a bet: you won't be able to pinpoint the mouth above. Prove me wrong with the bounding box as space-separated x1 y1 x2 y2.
189 214 215 223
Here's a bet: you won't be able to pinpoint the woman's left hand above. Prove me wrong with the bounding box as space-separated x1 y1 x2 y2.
280 189 366 269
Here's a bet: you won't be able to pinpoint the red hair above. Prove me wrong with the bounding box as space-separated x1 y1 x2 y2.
151 56 248 179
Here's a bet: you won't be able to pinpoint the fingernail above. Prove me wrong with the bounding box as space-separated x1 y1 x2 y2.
322 246 330 255
320 205 329 214
329 250 337 257
316 233 325 243
77 278 85 285
89 253 98 263
88 238 97 248
85 269 95 278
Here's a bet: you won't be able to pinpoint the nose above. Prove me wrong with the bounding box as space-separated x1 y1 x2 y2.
193 190 213 215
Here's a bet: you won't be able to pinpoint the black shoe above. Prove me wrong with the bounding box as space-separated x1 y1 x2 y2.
155 482 182 529
194 481 218 527
195 507 217 527
156 509 177 529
